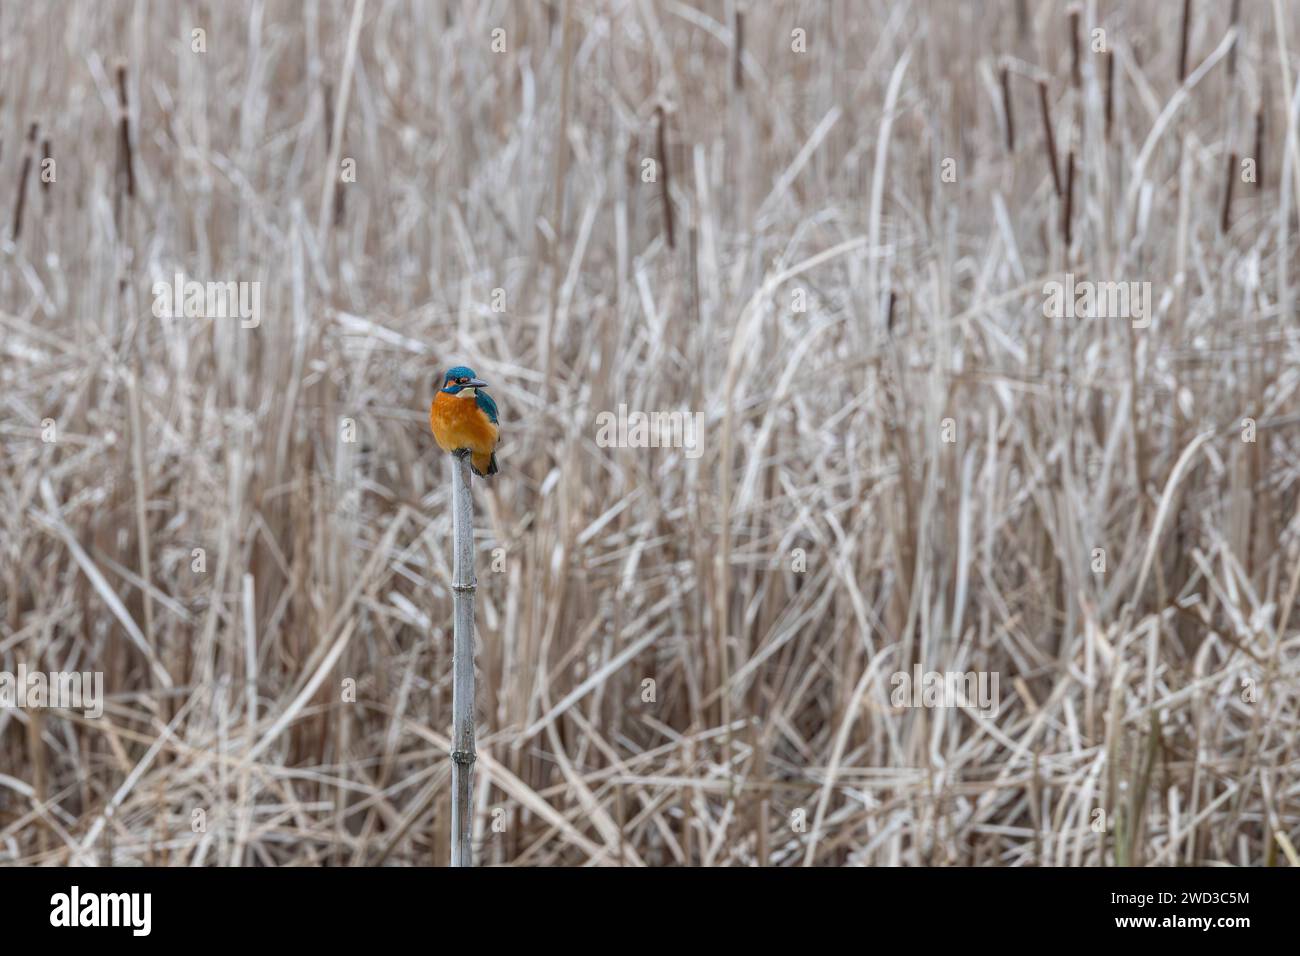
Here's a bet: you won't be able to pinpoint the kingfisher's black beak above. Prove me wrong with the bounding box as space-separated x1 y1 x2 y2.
468 378 488 388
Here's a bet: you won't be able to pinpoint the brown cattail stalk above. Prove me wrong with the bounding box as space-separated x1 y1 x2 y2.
11 123 36 240
1038 80 1063 197
1254 104 1265 188
1000 64 1015 152
40 137 51 195
1105 51 1115 139
323 81 345 226
116 63 135 199
1068 7 1082 88
1064 149 1075 248
1177 0 1192 84
1221 151 1237 233
733 9 744 91
656 105 675 249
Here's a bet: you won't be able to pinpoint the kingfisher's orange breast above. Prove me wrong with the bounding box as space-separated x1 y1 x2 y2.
430 391 499 455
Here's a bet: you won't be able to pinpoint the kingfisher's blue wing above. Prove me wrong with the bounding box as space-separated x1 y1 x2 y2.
476 389 499 425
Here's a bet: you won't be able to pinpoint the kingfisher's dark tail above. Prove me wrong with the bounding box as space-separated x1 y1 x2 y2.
487 452 499 476
471 451 499 478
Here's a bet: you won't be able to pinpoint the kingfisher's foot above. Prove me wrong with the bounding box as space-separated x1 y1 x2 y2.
452 447 472 461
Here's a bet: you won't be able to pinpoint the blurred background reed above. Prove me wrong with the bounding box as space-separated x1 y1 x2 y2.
2 0 1299 866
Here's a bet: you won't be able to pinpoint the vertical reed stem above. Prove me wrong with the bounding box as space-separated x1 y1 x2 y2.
733 9 744 92
11 122 36 240
116 64 134 198
450 450 477 867
1226 0 1242 78
1221 151 1237 233
40 136 51 195
1038 81 1063 197
1064 149 1075 249
1177 0 1192 84
1068 7 1081 88
1104 52 1115 139
1000 64 1015 152
323 81 346 226
656 104 675 249
1254 104 1264 188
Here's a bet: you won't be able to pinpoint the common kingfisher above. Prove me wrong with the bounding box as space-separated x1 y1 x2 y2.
430 365 500 477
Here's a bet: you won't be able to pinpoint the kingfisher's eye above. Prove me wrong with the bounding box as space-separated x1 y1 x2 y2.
458 377 469 384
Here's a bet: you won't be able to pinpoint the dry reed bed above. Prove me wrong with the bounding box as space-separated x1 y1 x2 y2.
1 0 1299 866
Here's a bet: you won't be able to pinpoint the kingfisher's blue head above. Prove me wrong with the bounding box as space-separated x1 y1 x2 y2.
440 365 489 395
